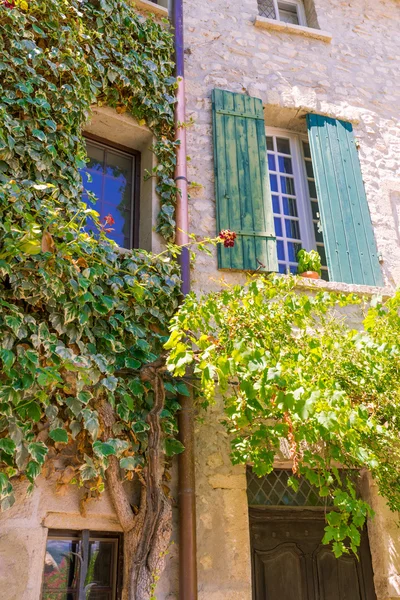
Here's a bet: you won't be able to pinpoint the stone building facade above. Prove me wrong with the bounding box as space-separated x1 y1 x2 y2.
1 0 400 599
185 0 400 599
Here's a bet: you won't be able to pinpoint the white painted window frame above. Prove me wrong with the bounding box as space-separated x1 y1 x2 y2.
265 127 318 270
272 0 307 26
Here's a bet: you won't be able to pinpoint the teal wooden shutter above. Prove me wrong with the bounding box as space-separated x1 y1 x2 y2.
307 114 383 286
212 89 278 272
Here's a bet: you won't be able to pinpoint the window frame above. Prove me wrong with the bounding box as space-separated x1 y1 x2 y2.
265 126 318 273
272 0 307 26
42 529 122 600
82 132 141 249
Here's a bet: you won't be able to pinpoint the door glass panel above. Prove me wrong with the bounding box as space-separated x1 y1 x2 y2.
246 467 334 507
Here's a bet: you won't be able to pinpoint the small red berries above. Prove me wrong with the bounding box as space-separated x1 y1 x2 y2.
219 229 237 248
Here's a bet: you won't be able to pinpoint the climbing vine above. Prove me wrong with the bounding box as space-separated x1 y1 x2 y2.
167 275 400 557
0 1 184 597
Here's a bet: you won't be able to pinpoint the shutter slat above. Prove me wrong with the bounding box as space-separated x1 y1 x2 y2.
212 89 278 272
307 114 383 286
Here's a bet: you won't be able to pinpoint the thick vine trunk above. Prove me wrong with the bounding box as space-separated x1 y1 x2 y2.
101 361 172 600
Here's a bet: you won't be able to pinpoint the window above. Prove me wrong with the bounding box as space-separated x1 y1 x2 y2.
41 530 120 600
266 128 328 279
81 136 140 249
257 0 307 26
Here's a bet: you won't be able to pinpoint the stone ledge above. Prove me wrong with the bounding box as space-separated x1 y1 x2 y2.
130 0 168 17
295 276 393 298
254 15 332 43
43 512 123 532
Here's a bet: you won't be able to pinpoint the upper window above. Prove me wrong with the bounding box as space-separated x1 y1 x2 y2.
257 0 307 26
41 530 120 600
266 128 328 280
81 137 140 249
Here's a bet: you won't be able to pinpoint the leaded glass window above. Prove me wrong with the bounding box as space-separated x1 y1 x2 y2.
257 0 277 19
246 467 334 507
257 0 307 26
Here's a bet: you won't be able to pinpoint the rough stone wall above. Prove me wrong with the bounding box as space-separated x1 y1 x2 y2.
183 0 400 598
0 469 179 600
2 2 400 599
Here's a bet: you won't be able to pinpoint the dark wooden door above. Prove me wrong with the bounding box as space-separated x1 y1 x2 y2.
250 508 376 600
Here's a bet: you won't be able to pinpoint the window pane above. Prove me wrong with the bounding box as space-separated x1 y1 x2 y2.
86 541 114 588
276 138 291 155
81 141 135 248
280 176 295 196
308 179 317 198
314 221 324 243
42 539 79 594
288 241 302 262
283 196 298 217
272 195 280 214
278 156 293 174
274 217 283 237
285 219 301 239
278 263 287 274
269 174 278 192
310 200 320 220
277 240 285 261
257 0 277 19
87 144 105 171
305 160 314 178
318 245 327 267
266 136 274 151
278 1 299 24
268 153 276 171
302 141 311 159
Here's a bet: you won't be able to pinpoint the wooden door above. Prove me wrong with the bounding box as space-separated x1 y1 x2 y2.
250 508 376 600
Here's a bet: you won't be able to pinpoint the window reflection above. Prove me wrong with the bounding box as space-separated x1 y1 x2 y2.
42 533 118 600
81 140 137 248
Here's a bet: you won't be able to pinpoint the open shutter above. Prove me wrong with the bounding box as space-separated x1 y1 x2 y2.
307 114 383 286
212 89 278 272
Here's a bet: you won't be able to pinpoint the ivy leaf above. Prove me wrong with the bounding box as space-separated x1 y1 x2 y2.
28 442 48 464
32 129 47 142
93 441 116 457
0 438 16 455
164 437 185 457
82 409 99 439
26 402 42 422
103 376 118 392
80 462 97 481
49 428 69 443
120 456 141 470
0 349 15 370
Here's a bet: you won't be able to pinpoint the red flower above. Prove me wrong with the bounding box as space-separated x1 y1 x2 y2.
3 1 15 7
219 229 237 248
104 214 115 226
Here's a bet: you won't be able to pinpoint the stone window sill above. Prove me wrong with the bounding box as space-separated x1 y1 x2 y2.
254 15 332 43
131 0 168 17
294 276 393 298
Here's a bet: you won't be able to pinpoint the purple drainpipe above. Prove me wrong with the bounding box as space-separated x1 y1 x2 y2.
171 0 198 597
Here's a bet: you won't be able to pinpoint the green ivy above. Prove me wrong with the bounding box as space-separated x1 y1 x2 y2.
167 275 400 557
0 0 185 510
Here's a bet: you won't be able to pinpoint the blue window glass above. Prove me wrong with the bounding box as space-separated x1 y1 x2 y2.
274 217 283 237
269 174 278 193
81 141 137 248
268 153 276 171
272 195 280 214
